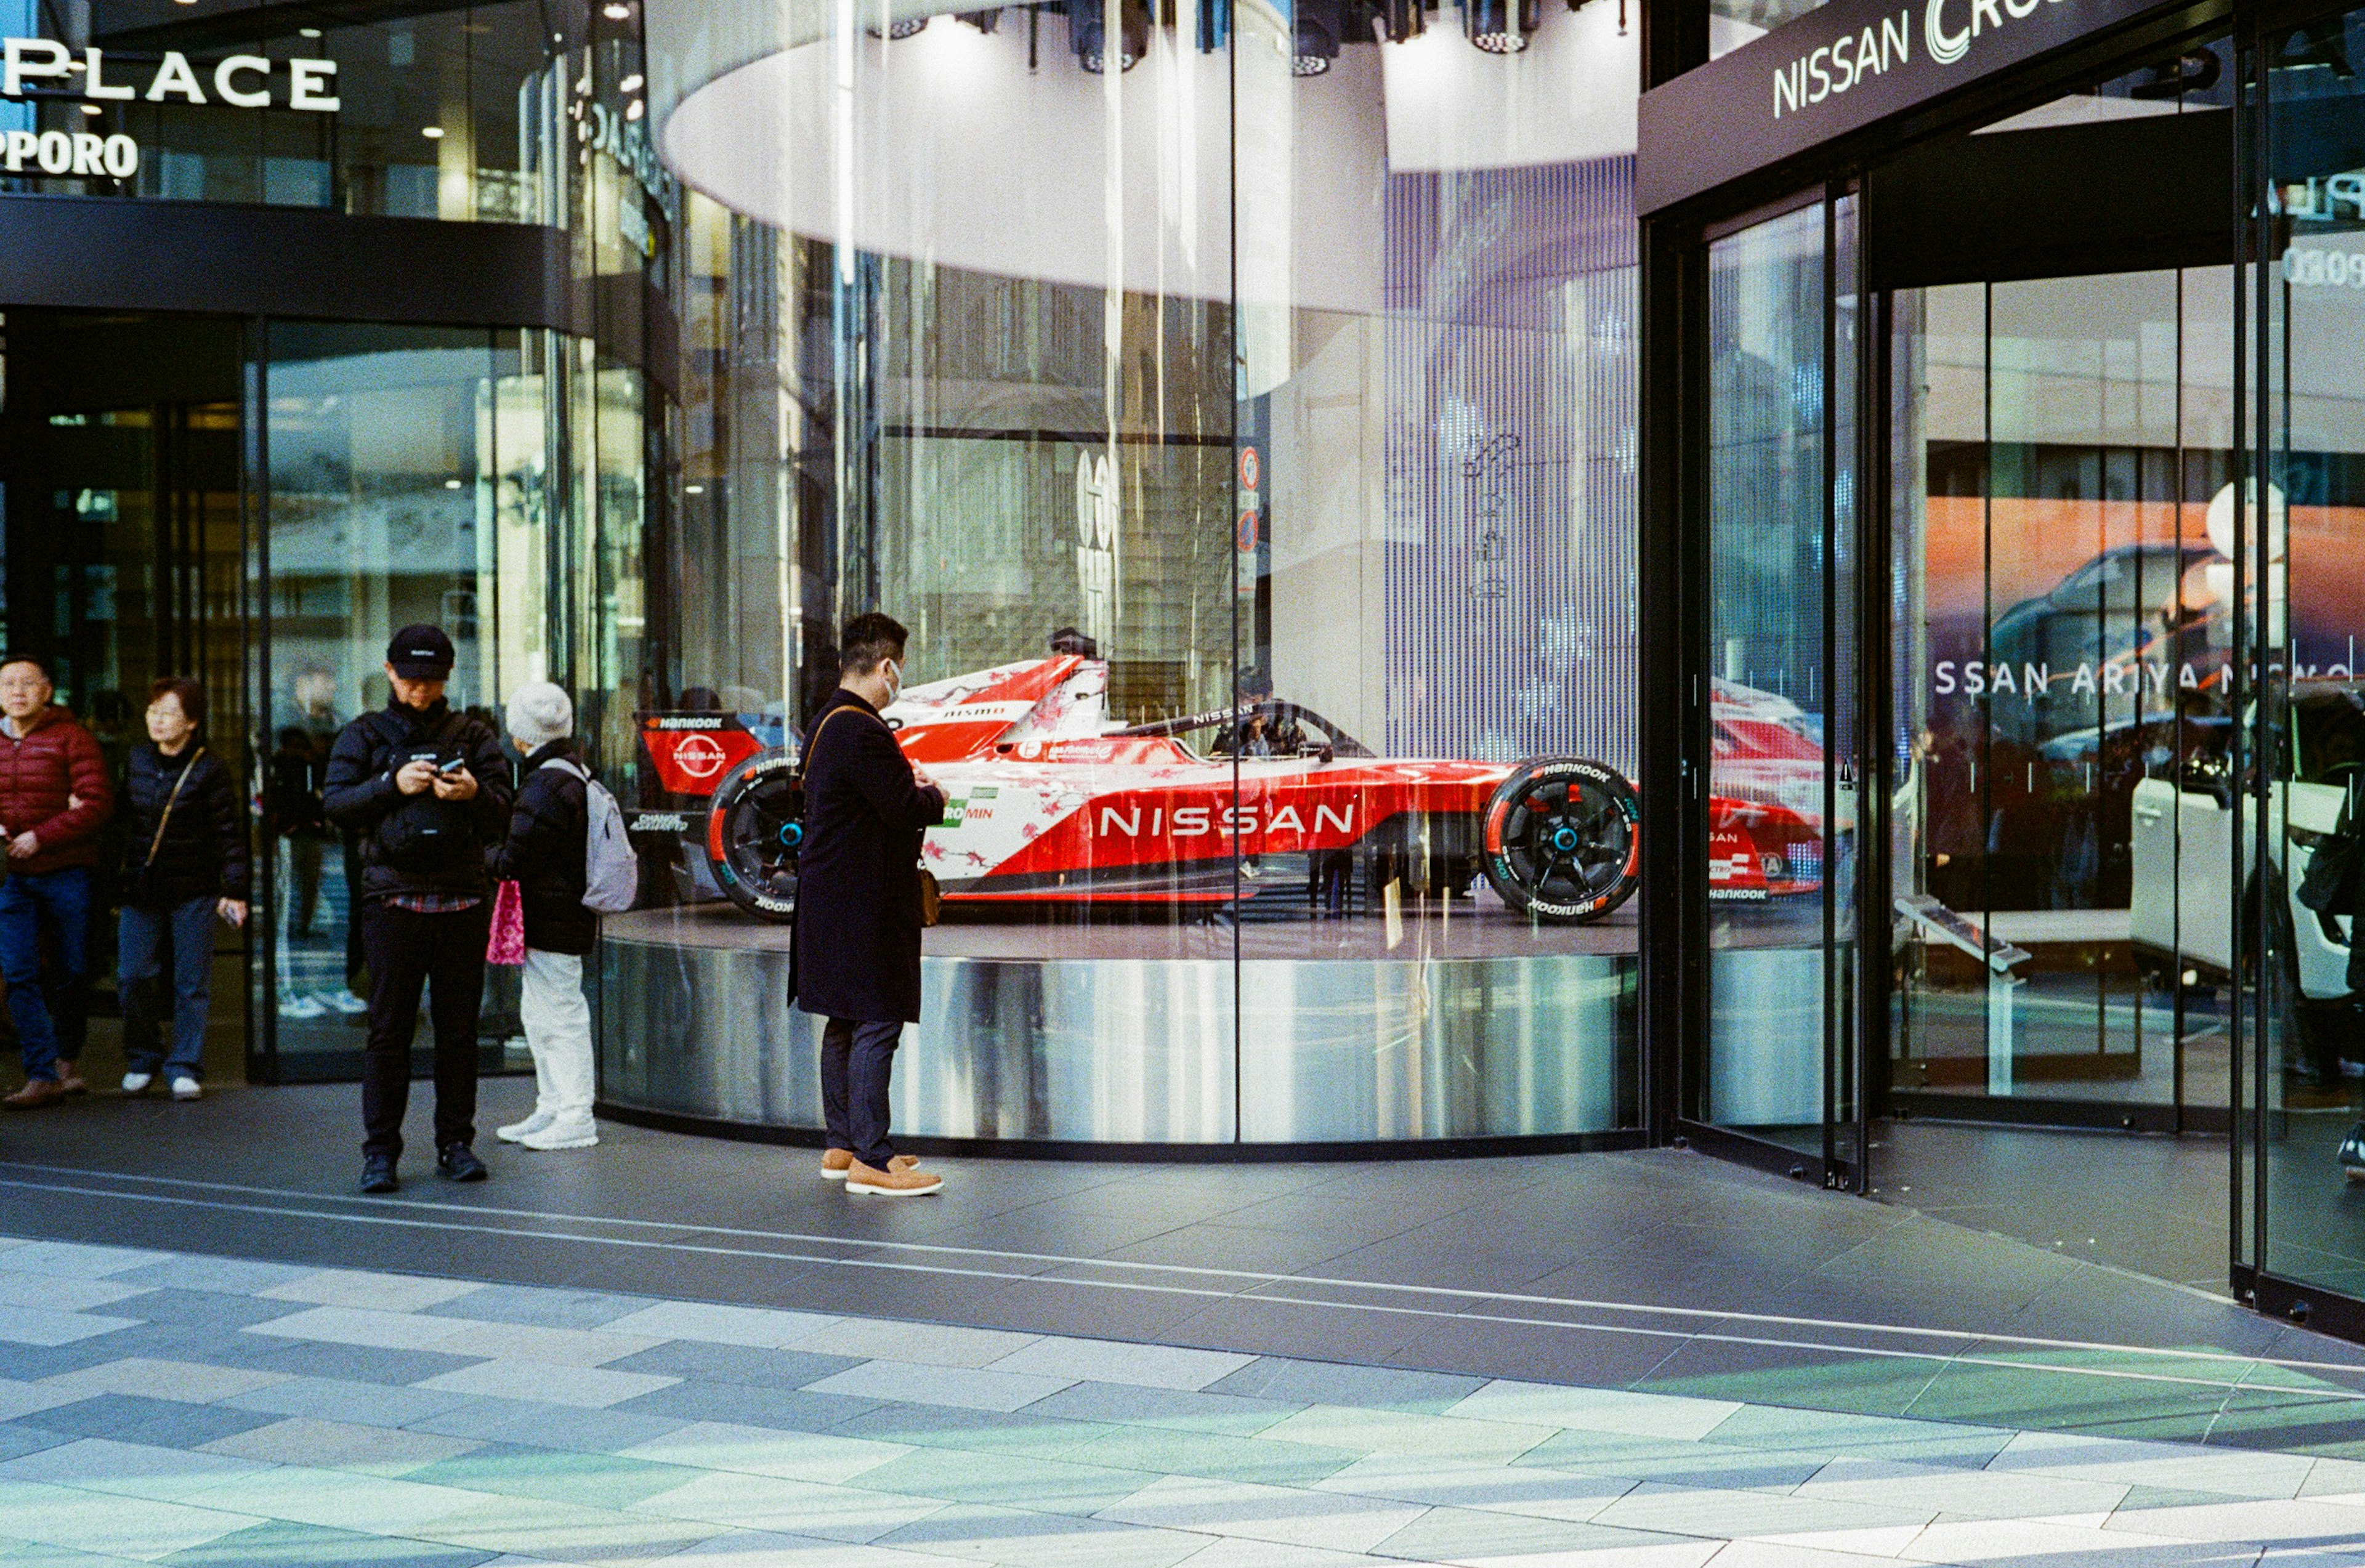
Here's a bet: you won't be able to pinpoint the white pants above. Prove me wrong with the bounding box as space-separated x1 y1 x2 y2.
519 949 594 1123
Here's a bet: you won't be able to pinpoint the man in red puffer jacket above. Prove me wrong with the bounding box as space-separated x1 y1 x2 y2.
0 655 113 1108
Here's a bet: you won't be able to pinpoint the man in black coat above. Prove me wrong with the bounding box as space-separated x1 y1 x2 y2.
796 612 947 1196
321 625 513 1195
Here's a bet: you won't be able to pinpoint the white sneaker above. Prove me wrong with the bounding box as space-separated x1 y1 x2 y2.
496 1109 556 1144
120 1072 152 1094
327 989 371 1015
170 1077 201 1102
278 994 327 1019
519 1117 598 1150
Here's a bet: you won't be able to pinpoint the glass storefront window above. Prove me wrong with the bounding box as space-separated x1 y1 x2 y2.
1703 196 1856 1158
261 322 557 1078
2258 3 2365 1306
0 0 666 228
601 0 1647 1143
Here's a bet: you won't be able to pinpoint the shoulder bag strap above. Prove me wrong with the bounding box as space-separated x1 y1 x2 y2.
145 746 206 869
802 704 875 775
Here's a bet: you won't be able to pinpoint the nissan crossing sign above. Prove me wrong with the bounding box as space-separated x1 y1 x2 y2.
1636 0 2178 212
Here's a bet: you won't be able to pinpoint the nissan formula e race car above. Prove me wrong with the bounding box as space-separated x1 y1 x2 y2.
635 655 1824 924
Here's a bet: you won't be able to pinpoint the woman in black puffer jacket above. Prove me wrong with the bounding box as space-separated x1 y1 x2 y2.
118 677 249 1100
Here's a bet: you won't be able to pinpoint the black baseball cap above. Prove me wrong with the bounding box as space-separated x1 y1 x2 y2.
386 625 455 680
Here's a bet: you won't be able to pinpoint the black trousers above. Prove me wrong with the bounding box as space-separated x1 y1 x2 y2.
360 898 491 1162
820 1017 902 1169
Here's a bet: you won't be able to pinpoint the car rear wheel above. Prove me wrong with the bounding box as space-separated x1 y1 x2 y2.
1482 759 1641 923
707 750 803 922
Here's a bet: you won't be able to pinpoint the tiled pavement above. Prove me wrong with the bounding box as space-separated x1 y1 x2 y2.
1 1235 2364 1566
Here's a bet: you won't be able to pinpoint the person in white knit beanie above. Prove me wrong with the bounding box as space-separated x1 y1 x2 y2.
488 681 600 1150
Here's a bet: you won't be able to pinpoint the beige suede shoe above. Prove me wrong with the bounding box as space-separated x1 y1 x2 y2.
845 1159 942 1196
821 1149 919 1180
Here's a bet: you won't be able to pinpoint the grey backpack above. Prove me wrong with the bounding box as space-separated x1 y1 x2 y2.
542 758 638 914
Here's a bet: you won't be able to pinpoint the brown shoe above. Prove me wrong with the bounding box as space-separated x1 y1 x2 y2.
820 1149 918 1180
54 1062 86 1094
4 1078 67 1110
844 1158 942 1197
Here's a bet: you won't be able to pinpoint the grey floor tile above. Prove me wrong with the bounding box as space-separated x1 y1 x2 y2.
418 1284 664 1330
12 1394 201 1441
1367 1505 1693 1562
220 1375 481 1429
397 1439 706 1510
851 1445 1160 1516
612 1379 885 1433
600 1340 862 1391
0 1422 78 1461
404 1392 691 1453
1514 1429 1832 1492
0 1342 125 1383
152 1519 496 1567
100 1402 283 1451
239 1342 489 1387
874 1500 1204 1568
1078 1425 1368 1489
110 1256 325 1296
828 1399 1120 1460
1021 1380 1303 1436
1205 1358 1484 1413
107 1290 307 1333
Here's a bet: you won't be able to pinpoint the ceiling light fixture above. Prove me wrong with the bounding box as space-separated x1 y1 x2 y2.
684 483 706 494
445 478 464 488
625 99 644 119
602 2 630 18
421 124 445 138
1461 0 1538 51
1292 0 1341 74
299 25 321 36
1070 0 1148 73
618 72 644 91
79 102 102 115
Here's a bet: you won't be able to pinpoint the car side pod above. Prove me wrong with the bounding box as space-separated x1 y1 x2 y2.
1481 758 1643 923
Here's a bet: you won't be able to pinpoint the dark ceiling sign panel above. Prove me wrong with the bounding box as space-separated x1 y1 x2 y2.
1636 0 2179 214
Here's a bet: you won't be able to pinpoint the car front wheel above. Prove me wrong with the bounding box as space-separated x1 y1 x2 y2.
706 750 804 922
1482 758 1641 923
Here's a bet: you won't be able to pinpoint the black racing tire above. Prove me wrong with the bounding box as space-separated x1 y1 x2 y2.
707 750 804 922
1482 758 1641 924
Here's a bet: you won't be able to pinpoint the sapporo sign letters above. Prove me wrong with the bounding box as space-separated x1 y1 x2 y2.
1 37 339 179
1636 0 2170 212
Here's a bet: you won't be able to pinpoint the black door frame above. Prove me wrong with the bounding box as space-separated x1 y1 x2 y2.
1636 0 2251 1193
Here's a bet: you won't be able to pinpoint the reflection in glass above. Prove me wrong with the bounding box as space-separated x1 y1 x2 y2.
1705 198 1850 1154
263 324 556 1078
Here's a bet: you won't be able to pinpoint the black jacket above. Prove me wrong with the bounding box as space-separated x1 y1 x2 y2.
488 740 596 956
321 698 514 902
792 690 945 1024
118 742 249 907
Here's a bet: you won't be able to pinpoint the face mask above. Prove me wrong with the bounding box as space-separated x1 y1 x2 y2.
881 660 902 708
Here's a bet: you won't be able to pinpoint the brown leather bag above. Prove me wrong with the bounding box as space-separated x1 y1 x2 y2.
808 705 939 927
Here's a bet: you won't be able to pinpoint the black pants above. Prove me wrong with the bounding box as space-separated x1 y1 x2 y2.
820 1017 901 1170
360 899 491 1162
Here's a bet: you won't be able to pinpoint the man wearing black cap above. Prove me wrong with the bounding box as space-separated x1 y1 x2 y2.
322 626 513 1194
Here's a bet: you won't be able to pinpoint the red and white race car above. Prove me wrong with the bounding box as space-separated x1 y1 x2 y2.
636 655 1822 923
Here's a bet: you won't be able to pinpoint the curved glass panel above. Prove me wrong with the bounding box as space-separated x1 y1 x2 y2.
600 0 1644 1143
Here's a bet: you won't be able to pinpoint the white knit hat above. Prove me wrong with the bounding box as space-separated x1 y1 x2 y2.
506 681 573 749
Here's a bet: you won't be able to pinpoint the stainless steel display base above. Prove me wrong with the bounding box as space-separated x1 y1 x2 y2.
597 903 1638 1146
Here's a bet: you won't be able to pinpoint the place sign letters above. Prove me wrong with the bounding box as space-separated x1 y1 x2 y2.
1636 0 2173 212
1 35 338 178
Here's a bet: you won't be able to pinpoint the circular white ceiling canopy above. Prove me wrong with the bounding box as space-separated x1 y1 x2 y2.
650 0 1678 308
